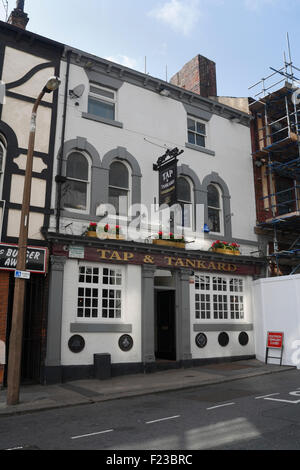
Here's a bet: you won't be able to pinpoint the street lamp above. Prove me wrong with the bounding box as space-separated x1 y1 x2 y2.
6 76 61 406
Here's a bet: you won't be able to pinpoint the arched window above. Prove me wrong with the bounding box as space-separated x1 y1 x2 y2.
109 161 130 216
63 152 90 212
177 176 194 229
207 184 222 233
0 136 6 198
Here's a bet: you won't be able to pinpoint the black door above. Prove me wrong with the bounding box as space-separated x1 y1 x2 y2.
155 290 176 361
5 274 46 385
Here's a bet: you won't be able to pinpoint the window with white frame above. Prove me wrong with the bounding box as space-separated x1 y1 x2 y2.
88 84 116 121
109 161 130 216
176 176 194 230
207 183 222 234
194 273 244 320
77 265 123 320
63 151 90 212
187 117 206 148
0 137 6 197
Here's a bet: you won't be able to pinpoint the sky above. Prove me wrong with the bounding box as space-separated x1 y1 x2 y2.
1 0 300 98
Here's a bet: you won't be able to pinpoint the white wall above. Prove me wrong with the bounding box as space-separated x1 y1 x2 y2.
50 61 258 252
61 260 142 366
253 275 300 367
190 274 255 359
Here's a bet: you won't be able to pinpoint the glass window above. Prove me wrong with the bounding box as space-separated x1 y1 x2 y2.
88 84 116 121
77 265 123 320
176 176 193 229
194 274 244 321
208 184 222 233
109 161 129 216
63 152 90 212
187 117 206 148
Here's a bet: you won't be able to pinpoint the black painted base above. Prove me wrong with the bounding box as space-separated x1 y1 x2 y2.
42 355 256 384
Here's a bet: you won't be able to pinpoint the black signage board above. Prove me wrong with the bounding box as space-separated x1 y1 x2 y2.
0 243 47 273
158 158 178 207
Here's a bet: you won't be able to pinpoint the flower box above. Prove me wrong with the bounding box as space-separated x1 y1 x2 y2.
87 231 98 238
153 239 186 249
211 240 240 256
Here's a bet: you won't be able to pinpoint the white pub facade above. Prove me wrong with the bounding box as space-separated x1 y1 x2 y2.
44 46 263 383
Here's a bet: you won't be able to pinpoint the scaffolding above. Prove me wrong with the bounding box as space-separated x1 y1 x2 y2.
249 36 300 274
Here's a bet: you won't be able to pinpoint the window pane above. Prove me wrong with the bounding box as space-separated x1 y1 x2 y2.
177 177 191 203
196 134 205 147
63 180 87 211
196 122 206 135
67 152 88 180
208 185 220 208
108 187 128 215
208 208 220 233
187 118 195 131
88 97 115 120
109 162 129 189
90 86 115 100
188 131 195 145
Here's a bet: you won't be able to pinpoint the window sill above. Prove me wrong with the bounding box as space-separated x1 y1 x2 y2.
71 323 132 333
193 323 253 332
82 112 123 129
185 142 215 156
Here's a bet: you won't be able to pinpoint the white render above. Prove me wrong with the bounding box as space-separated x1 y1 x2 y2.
61 260 142 366
50 60 258 249
253 275 300 368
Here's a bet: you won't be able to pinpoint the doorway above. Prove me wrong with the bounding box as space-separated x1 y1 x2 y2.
4 273 46 385
155 290 176 361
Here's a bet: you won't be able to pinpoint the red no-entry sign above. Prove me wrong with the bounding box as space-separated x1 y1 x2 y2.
267 332 284 349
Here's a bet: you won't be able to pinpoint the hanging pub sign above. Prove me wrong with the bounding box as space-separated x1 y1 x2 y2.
0 243 47 274
154 147 184 207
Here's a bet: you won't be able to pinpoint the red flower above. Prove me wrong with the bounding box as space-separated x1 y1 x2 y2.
104 224 110 232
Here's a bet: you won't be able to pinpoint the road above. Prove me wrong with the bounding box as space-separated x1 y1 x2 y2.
0 369 300 451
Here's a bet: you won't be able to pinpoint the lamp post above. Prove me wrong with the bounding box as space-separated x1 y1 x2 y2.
6 76 61 406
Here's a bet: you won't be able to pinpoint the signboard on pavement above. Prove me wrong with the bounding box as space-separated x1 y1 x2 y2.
266 331 284 365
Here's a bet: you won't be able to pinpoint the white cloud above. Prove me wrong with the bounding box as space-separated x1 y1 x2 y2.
149 0 201 36
105 55 139 70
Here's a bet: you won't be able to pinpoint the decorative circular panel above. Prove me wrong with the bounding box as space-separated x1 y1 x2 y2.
68 335 85 354
218 332 229 347
195 333 208 349
119 335 133 352
239 332 249 346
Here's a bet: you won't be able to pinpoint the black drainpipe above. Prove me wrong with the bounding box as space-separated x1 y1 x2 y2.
55 48 71 233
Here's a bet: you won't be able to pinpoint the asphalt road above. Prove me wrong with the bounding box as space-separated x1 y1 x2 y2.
1 369 300 451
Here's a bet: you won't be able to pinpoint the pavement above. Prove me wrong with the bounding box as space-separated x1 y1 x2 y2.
0 359 296 417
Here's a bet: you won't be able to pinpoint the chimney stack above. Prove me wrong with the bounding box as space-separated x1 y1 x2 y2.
170 54 217 98
8 1 29 30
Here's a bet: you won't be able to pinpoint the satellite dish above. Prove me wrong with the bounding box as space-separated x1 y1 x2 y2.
69 84 85 99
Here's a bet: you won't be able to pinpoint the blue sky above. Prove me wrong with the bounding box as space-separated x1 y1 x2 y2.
1 0 300 97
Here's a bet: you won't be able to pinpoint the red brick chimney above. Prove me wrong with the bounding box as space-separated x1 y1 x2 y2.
8 0 29 30
170 54 217 98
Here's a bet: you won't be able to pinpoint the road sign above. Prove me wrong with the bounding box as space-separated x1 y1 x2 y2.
14 270 30 280
266 331 284 365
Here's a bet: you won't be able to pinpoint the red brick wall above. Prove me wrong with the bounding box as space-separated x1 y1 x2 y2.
170 54 217 98
0 272 9 385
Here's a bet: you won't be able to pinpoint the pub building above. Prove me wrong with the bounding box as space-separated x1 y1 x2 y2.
42 43 264 383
